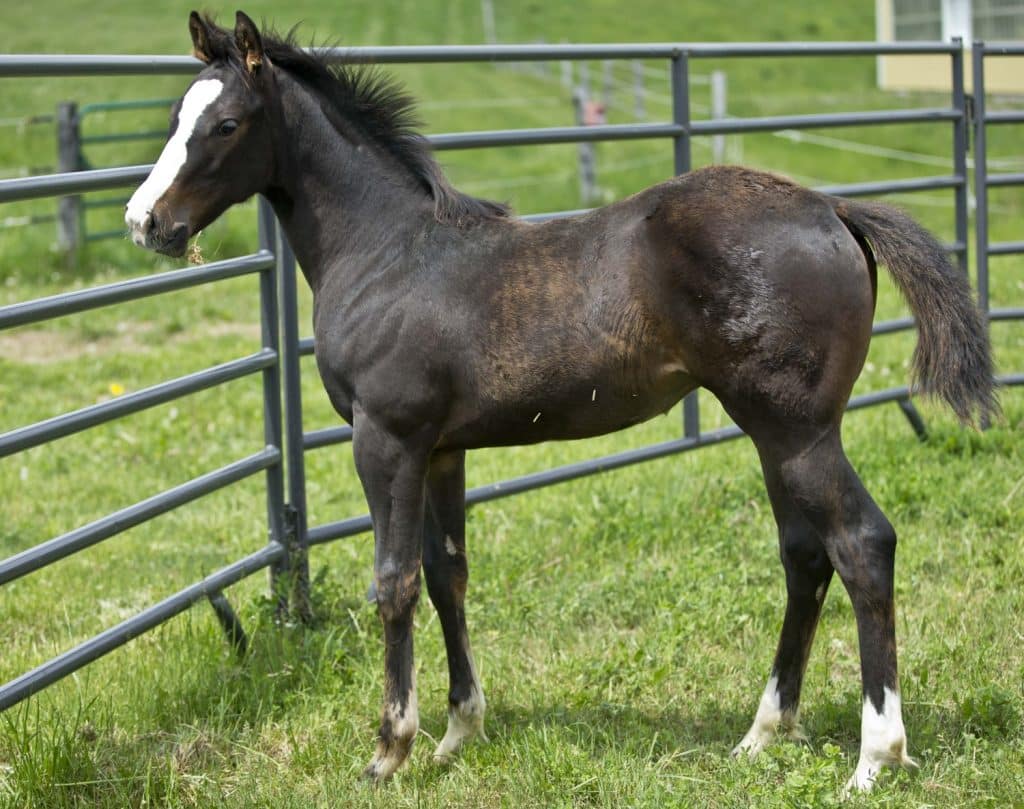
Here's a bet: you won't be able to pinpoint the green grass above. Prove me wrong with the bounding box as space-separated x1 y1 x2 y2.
2 1 1023 807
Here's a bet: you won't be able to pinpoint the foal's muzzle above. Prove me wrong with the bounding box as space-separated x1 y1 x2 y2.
125 207 189 258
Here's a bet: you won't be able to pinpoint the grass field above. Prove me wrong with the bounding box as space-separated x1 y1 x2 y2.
1 1 1023 807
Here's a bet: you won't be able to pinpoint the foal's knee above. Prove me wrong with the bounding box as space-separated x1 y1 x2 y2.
834 514 898 605
375 566 421 624
779 523 831 595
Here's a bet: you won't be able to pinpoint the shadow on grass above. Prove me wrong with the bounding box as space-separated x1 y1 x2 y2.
480 691 970 765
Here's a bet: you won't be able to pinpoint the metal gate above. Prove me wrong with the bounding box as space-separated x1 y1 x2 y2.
0 38 1019 713
972 41 1024 392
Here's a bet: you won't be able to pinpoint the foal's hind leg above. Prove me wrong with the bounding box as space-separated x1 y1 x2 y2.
761 427 916 791
422 450 488 763
733 467 834 756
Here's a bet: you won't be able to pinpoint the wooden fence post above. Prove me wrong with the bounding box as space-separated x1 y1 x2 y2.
711 70 727 164
632 60 646 120
56 101 81 257
572 88 597 203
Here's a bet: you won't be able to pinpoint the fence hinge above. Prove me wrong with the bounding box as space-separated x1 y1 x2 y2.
282 502 300 551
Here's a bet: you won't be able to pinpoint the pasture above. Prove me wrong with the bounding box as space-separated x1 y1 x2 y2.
1 1 1022 806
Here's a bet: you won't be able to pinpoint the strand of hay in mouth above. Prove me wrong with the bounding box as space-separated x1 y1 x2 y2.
187 232 204 265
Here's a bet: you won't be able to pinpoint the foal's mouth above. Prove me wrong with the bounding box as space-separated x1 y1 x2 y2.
153 223 190 258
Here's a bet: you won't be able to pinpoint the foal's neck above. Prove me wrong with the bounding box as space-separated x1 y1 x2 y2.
265 70 436 293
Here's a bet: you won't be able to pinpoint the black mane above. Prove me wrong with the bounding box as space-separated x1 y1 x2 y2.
198 15 510 225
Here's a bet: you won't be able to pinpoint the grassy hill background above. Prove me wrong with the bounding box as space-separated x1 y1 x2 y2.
1 2 1022 807
4 0 1020 274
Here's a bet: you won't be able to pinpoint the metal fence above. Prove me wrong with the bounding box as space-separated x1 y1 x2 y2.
0 39 1020 714
972 41 1024 392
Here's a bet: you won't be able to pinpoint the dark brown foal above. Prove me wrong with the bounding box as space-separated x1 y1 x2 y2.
126 12 996 789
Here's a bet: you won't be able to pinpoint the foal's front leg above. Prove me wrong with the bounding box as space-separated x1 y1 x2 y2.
352 415 432 782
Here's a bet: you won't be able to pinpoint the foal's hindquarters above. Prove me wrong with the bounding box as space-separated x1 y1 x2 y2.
663 178 916 791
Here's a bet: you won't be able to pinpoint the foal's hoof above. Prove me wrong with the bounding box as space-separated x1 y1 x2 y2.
732 719 804 760
731 735 768 759
842 749 919 796
432 719 488 765
361 739 414 783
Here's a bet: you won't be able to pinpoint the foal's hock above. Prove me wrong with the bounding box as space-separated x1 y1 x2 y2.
125 10 996 791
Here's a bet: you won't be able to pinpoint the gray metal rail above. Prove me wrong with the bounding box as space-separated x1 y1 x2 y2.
0 542 284 712
0 448 281 586
303 384 932 548
0 350 277 456
0 252 272 328
0 41 960 78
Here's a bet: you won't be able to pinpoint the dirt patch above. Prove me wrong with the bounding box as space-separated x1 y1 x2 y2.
0 321 262 364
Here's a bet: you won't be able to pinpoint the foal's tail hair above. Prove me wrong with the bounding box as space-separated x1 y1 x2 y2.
830 197 998 426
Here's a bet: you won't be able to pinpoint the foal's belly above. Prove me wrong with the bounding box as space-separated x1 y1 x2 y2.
438 360 698 450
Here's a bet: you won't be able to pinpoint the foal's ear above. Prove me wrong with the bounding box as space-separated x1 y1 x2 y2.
188 11 215 64
235 10 264 74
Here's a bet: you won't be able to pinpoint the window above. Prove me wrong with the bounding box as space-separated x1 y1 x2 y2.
893 0 943 40
974 0 1024 40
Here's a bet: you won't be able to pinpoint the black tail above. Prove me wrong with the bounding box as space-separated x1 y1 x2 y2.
831 197 998 426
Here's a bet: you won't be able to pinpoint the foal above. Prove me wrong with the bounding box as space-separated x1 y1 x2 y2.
125 12 996 791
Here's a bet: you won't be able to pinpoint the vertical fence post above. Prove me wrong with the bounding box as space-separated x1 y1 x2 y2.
277 222 312 622
951 38 969 276
601 60 614 108
480 0 496 44
56 101 81 257
970 43 993 430
632 60 646 120
561 59 573 90
572 87 598 203
711 70 727 164
258 196 288 615
971 41 990 317
579 63 591 96
671 51 700 441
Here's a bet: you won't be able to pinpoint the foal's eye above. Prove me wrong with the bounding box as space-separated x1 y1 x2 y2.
217 119 239 136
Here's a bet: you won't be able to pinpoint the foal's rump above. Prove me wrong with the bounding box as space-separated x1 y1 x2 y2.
645 167 878 423
648 166 995 429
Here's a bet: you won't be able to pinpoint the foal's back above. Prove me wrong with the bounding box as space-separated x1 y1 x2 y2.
435 166 874 449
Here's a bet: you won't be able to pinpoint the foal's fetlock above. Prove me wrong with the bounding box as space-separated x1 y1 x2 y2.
362 700 419 782
433 686 487 763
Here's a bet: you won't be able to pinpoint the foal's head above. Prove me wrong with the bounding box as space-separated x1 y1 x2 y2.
125 11 274 256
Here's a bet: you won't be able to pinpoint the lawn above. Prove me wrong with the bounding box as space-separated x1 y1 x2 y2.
1 1 1022 807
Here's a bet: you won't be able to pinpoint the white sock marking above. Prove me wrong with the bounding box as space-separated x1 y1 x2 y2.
845 686 916 792
734 675 784 757
367 670 419 780
125 79 223 244
434 648 487 762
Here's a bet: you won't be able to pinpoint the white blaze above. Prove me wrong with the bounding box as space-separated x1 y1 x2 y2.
124 78 223 244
